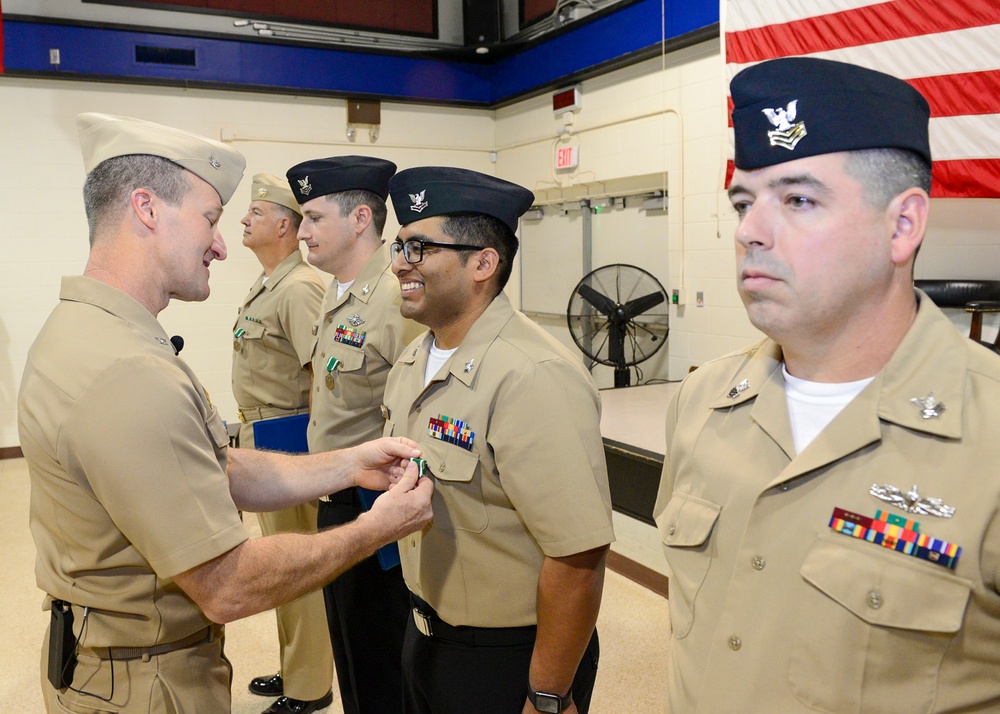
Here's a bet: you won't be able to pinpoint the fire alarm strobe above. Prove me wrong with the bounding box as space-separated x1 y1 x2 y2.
552 86 582 114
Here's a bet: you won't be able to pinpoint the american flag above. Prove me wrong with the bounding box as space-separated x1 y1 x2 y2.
724 1 1000 198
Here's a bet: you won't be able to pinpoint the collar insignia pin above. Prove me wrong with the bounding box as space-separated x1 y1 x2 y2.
361 284 370 295
464 358 475 373
409 189 428 213
911 393 945 419
298 176 312 196
208 155 221 169
762 100 807 151
728 378 750 399
348 314 365 327
870 483 955 518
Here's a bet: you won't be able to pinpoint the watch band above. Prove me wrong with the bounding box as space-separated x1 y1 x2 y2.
527 686 573 713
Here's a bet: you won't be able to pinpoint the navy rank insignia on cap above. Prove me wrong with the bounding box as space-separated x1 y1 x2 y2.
762 100 806 151
409 190 428 213
298 176 313 196
257 187 268 198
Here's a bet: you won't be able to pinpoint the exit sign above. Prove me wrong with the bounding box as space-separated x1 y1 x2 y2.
555 145 579 170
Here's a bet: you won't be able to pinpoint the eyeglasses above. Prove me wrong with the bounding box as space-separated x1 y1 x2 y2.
390 238 482 265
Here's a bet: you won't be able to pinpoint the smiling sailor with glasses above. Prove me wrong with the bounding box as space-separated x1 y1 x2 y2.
382 167 615 714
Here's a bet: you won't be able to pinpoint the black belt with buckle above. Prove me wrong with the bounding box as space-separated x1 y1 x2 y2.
409 594 536 647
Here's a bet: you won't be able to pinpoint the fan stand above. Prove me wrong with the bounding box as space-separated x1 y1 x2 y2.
608 310 631 387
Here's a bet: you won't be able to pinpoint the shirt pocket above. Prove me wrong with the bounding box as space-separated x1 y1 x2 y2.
326 345 373 409
236 321 267 371
655 491 721 638
790 535 972 713
419 437 484 533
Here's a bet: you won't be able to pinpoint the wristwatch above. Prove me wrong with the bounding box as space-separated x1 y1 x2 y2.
527 686 573 713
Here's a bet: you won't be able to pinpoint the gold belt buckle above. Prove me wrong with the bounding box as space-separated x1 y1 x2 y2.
412 609 433 637
238 409 246 423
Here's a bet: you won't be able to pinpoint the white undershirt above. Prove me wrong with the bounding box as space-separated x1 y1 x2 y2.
424 340 458 387
783 364 874 455
336 279 354 301
261 276 269 286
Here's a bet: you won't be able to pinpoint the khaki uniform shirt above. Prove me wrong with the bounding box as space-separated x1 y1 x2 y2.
653 291 1000 713
307 242 423 452
231 250 324 440
18 277 248 648
383 293 615 628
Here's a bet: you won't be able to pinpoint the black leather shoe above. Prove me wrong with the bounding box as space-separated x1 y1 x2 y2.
248 673 284 697
261 691 334 714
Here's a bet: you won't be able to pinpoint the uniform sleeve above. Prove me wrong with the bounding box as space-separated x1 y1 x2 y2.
490 358 614 558
652 384 683 526
59 356 248 579
278 275 326 368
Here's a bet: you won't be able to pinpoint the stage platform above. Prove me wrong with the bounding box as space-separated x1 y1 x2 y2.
599 382 679 526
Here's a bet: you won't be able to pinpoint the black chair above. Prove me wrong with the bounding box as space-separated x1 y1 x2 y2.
914 279 1000 354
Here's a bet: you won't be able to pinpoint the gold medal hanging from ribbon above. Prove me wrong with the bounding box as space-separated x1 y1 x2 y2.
233 327 245 352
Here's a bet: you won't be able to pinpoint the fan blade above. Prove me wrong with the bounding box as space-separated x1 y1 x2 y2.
577 283 617 316
623 291 666 318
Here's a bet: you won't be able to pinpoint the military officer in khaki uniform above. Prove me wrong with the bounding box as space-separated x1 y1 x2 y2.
654 58 1000 712
383 167 615 714
18 113 433 714
285 156 424 714
233 174 335 714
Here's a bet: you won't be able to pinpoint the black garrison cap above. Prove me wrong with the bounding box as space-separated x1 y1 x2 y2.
285 156 396 204
388 167 535 233
731 57 931 170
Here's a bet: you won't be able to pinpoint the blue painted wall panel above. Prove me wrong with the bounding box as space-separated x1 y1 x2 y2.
491 0 719 101
3 0 718 106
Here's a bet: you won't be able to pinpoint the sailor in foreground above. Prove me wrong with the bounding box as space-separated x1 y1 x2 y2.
383 167 614 714
18 113 432 713
654 57 1000 711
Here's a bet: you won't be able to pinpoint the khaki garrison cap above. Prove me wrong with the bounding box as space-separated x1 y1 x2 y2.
251 173 301 215
76 112 246 204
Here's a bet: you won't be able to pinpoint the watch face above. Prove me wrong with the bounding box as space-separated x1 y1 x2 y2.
534 693 562 714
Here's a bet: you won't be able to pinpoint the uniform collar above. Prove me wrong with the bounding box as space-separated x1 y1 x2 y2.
396 292 515 388
261 250 306 292
60 275 172 350
442 292 515 387
347 241 392 305
710 289 965 441
875 289 965 439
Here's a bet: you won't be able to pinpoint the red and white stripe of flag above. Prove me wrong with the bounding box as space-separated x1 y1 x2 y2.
724 0 1000 198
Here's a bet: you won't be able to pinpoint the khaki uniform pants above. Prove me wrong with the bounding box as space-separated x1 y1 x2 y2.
41 624 231 713
243 421 334 701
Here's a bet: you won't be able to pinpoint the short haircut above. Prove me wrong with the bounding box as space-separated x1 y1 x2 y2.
326 189 388 237
441 213 518 294
82 154 191 245
843 148 932 210
273 203 302 233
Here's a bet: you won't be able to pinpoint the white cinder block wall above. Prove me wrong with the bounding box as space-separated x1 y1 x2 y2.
3 36 1000 460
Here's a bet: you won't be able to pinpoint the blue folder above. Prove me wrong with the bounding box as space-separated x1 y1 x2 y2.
252 413 400 570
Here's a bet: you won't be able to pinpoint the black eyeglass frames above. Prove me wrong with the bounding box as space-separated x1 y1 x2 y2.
390 238 483 264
